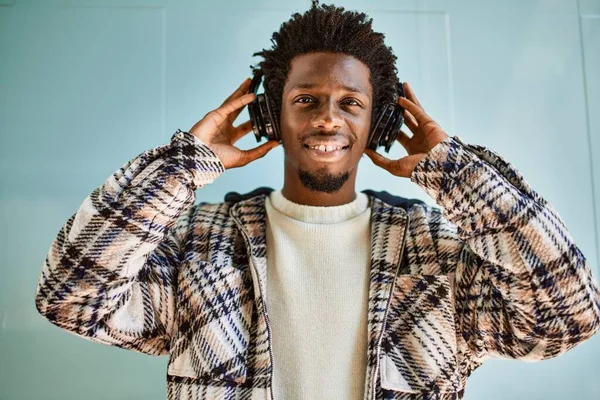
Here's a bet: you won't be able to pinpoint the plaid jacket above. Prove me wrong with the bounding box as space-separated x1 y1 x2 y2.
35 129 600 400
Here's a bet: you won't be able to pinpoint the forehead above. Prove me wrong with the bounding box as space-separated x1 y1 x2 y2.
284 52 372 96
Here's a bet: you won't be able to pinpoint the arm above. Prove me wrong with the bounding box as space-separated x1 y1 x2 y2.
34 130 224 355
365 82 600 362
410 135 600 362
34 78 279 356
33 77 277 356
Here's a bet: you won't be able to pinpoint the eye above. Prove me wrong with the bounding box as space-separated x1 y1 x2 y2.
295 96 315 104
341 98 361 106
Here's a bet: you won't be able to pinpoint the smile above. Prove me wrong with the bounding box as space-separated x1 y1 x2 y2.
304 144 349 152
303 143 350 162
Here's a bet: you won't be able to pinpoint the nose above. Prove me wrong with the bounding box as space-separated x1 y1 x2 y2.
312 100 343 131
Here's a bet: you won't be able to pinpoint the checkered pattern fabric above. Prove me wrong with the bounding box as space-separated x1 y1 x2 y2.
35 129 600 400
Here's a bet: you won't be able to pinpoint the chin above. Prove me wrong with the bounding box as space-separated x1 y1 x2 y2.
298 167 351 194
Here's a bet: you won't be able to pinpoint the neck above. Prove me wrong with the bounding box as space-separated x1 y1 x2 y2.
281 167 359 207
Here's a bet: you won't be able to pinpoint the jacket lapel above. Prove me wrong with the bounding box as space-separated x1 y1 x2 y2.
229 193 410 399
364 196 409 400
229 194 269 302
229 194 274 381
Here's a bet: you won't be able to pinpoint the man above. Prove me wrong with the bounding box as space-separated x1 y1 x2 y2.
34 2 600 400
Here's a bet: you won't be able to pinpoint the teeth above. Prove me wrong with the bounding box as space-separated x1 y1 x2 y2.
309 145 344 152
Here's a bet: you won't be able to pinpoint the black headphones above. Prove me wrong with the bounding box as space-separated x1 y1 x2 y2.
247 69 406 153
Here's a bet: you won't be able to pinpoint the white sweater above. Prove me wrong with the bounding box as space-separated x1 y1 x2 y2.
265 190 372 400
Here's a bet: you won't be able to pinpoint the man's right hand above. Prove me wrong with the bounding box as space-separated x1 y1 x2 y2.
189 77 280 169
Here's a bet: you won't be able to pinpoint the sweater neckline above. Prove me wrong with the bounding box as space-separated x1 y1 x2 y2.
267 190 369 224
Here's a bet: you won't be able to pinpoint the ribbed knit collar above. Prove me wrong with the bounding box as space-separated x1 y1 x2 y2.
267 190 369 224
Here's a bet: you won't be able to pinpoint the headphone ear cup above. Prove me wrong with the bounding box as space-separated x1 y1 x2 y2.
381 106 396 147
368 81 406 152
256 94 274 141
384 107 405 153
263 91 280 141
255 94 269 140
368 107 385 150
385 80 407 152
368 104 393 150
247 97 263 141
248 72 267 142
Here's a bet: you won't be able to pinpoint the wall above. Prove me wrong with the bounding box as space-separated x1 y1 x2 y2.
1 0 599 398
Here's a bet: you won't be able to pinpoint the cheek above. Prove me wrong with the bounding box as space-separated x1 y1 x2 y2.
279 110 304 162
350 113 372 146
279 107 303 141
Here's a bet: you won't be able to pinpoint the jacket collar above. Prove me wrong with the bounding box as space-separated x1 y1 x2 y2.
228 191 411 397
227 188 414 303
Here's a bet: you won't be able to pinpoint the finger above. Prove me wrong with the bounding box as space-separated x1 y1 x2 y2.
212 92 256 126
398 96 431 125
226 80 255 124
395 154 428 177
220 78 253 124
237 140 280 167
230 120 254 143
396 129 411 147
364 148 394 171
403 82 422 108
220 77 251 108
402 109 418 132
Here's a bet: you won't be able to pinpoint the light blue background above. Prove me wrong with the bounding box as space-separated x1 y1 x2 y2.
1 0 599 399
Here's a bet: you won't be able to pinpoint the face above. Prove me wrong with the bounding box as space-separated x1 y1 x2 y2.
279 52 373 194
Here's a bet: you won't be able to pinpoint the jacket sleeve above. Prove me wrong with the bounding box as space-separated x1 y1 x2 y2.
410 135 600 362
34 129 225 356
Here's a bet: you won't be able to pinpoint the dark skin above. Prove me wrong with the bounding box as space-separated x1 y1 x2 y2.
279 52 373 206
189 51 449 206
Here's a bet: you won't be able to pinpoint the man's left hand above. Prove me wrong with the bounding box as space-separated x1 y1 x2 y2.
364 82 449 178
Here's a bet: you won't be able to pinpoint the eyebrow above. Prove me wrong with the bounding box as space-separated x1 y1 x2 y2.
290 83 368 95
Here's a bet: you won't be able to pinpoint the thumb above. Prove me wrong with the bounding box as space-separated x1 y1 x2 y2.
364 149 393 171
237 140 280 168
364 149 425 178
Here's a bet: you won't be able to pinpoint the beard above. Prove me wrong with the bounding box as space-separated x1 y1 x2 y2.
298 167 350 194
